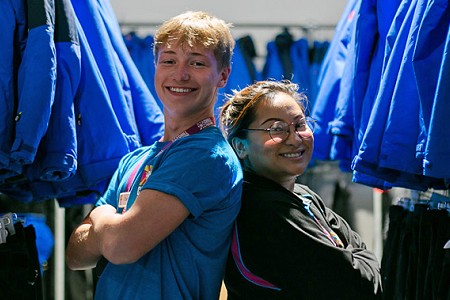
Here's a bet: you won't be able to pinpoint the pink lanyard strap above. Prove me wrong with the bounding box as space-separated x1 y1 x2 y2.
126 157 146 192
125 117 215 193
231 223 281 290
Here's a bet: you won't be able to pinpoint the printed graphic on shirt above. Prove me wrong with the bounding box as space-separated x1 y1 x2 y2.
137 164 153 195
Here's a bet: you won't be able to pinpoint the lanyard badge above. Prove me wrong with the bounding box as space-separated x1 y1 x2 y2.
118 117 214 214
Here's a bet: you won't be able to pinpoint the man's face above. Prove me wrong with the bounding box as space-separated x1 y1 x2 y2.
154 42 230 118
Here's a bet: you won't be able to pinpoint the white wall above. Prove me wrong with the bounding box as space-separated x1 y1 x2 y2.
110 0 348 27
110 0 349 68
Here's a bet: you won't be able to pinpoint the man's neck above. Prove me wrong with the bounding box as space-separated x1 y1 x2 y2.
162 112 215 142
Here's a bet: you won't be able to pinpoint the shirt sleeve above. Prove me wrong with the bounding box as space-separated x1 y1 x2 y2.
95 149 145 207
142 136 239 218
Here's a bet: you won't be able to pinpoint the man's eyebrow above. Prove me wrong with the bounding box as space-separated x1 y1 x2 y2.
187 51 207 58
159 49 176 55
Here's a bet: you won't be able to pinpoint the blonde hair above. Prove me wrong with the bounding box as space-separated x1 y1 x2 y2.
220 80 307 143
153 11 235 69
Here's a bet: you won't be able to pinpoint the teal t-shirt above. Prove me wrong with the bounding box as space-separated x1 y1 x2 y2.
95 126 242 299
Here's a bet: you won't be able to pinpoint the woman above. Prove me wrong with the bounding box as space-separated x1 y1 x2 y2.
220 80 382 299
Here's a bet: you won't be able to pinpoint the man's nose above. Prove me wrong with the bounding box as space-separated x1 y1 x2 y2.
173 65 190 81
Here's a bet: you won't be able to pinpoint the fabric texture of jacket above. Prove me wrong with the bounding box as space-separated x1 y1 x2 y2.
225 171 382 299
0 0 26 176
9 0 57 171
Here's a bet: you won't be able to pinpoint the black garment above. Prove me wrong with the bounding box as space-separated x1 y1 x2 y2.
238 35 258 82
225 171 382 299
381 205 408 300
424 209 450 300
0 223 43 300
415 208 434 300
275 28 294 79
437 248 450 300
382 204 450 300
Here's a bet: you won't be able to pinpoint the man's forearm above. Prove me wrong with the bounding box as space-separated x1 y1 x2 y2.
66 223 102 270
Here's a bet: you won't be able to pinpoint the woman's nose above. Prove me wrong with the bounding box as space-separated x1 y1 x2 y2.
286 125 303 144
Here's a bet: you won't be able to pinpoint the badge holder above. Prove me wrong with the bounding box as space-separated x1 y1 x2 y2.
0 212 43 299
0 212 18 244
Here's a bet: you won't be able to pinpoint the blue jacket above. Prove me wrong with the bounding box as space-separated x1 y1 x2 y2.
413 0 450 178
291 38 311 104
0 0 164 204
353 0 418 187
352 0 446 190
328 0 402 174
9 0 57 173
71 0 143 150
11 0 57 167
216 37 261 119
36 0 80 182
347 0 403 188
28 4 163 205
308 41 329 108
376 0 436 186
27 13 132 202
420 4 450 179
311 0 360 161
125 34 160 110
0 0 26 176
327 16 357 172
96 0 164 145
262 37 310 93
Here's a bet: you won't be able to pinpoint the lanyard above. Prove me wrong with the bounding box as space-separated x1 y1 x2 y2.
125 117 215 193
299 197 344 248
310 212 344 248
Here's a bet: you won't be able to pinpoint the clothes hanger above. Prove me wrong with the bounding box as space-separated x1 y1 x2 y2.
0 213 18 244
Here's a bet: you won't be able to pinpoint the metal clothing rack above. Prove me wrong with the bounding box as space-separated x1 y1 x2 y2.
119 21 337 40
119 21 337 30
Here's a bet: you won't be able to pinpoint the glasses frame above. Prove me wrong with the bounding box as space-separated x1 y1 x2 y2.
242 116 316 143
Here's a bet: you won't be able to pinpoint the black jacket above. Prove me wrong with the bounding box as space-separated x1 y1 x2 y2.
225 171 382 299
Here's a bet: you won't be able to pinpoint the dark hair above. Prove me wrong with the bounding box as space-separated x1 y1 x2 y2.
219 79 307 143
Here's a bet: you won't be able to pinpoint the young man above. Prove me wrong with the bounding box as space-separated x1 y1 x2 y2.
66 11 243 299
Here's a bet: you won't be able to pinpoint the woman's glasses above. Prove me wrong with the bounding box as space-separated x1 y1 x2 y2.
242 117 316 143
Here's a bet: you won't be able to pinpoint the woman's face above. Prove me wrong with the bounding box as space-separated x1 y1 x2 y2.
237 92 314 189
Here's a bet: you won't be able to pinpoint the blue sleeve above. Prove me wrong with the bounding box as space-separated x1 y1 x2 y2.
72 0 142 150
95 148 148 207
0 0 24 170
39 0 80 181
96 0 164 146
311 0 360 161
143 138 240 218
11 0 57 166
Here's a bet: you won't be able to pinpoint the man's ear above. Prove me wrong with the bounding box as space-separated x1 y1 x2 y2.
218 67 231 88
231 137 248 159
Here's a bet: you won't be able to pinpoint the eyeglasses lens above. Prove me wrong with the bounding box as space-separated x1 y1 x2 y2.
268 118 315 143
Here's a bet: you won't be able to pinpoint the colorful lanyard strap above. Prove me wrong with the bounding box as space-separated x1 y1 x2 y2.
301 197 344 248
125 117 215 193
231 223 281 290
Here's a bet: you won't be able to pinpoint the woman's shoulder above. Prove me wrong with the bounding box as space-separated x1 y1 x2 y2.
243 172 294 203
294 183 327 208
293 183 315 195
